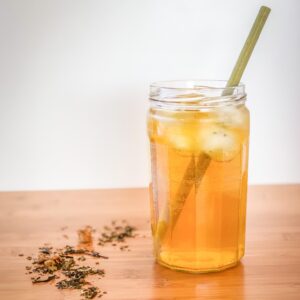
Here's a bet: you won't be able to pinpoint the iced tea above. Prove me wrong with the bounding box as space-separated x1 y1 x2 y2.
148 81 249 273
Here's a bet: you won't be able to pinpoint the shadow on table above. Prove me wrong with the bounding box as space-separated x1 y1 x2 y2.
151 261 245 299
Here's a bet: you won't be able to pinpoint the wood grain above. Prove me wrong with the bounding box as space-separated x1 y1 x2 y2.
0 185 299 300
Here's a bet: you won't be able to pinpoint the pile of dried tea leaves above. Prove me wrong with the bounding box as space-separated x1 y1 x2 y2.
21 221 136 299
25 245 106 298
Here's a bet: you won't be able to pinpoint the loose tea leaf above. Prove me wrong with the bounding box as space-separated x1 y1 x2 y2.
81 287 100 299
89 251 108 259
120 245 129 251
78 226 93 244
64 246 86 255
78 256 86 262
39 247 53 255
31 275 56 283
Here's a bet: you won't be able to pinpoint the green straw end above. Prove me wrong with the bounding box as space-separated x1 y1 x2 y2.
260 6 271 14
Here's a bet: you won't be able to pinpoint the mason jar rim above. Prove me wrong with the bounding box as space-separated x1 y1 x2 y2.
149 79 246 109
151 79 244 91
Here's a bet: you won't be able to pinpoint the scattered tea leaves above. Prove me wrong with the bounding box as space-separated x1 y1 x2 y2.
56 278 86 289
64 246 108 259
98 221 136 249
22 220 137 299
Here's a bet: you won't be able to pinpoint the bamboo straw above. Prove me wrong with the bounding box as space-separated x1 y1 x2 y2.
155 6 271 244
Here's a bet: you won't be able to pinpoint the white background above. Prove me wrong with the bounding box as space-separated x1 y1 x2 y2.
0 0 299 191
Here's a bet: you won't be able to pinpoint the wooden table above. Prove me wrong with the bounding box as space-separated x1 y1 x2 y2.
0 185 299 300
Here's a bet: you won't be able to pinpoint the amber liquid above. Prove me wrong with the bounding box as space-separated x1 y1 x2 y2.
148 107 249 272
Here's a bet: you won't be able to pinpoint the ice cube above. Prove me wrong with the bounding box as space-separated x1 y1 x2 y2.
167 127 194 151
198 124 240 162
162 119 201 152
216 106 247 128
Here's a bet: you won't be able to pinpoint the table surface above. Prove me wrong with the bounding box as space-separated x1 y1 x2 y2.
0 185 299 300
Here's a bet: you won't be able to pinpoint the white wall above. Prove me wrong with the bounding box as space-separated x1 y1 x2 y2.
0 0 299 191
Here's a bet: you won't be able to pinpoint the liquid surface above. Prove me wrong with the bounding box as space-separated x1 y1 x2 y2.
148 105 249 272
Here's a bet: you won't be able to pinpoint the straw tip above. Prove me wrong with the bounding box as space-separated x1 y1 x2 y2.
260 5 271 13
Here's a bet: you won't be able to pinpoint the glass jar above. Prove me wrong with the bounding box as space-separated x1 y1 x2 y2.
147 80 249 273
